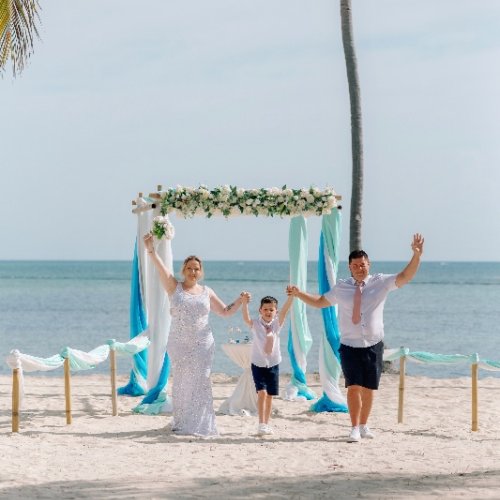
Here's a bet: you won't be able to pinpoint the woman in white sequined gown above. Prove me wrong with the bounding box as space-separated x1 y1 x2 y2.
144 234 246 437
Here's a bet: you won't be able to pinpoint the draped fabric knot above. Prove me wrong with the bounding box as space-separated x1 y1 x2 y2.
6 349 22 370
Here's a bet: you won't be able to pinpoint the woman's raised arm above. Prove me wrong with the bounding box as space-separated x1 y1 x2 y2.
143 233 177 295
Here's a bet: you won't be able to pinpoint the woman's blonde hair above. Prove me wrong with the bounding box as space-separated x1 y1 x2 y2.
181 255 204 278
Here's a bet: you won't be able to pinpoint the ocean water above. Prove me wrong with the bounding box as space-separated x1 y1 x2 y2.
1 260 499 379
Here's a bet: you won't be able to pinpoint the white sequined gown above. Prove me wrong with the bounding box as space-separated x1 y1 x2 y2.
167 283 218 437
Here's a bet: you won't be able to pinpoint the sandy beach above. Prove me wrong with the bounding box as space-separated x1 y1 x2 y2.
1 372 499 499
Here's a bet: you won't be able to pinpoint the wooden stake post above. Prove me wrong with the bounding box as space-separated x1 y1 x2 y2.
64 358 72 425
471 362 479 431
110 349 118 416
398 354 406 424
12 368 20 433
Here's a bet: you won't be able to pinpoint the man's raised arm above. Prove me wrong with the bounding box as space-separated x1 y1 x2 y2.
286 285 332 309
395 233 425 288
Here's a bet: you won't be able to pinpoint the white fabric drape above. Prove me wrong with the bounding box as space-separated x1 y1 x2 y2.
137 207 172 389
218 343 257 416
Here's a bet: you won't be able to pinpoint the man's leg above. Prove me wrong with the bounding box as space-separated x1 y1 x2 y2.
360 387 374 425
359 341 382 428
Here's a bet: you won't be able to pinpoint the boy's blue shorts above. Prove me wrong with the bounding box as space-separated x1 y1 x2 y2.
251 363 279 396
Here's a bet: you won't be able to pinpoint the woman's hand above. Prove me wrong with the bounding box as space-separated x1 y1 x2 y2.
240 291 251 304
143 233 155 254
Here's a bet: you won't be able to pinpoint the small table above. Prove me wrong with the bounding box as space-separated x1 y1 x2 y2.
218 343 257 416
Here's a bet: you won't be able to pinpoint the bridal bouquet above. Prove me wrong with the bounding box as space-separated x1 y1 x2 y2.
151 215 175 240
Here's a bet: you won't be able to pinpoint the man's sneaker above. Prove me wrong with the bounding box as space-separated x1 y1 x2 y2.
360 425 375 439
347 426 361 443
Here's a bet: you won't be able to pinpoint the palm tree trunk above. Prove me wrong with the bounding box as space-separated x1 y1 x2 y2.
340 0 364 252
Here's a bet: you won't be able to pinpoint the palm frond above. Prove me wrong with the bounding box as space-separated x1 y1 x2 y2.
0 0 41 77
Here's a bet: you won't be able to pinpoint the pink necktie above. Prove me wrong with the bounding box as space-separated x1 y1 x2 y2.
263 324 274 355
352 283 363 324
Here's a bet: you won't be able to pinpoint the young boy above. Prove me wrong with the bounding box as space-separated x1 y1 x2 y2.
241 293 293 435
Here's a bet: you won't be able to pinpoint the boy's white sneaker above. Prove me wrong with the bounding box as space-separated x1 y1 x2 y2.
257 424 267 435
257 424 273 435
347 426 361 443
360 425 375 439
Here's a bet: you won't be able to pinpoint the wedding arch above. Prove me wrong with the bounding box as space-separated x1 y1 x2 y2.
122 185 347 414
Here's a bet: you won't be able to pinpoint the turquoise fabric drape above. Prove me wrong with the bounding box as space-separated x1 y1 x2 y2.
310 209 348 413
118 239 148 396
287 216 316 400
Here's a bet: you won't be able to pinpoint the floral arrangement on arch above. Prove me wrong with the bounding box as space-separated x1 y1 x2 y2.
159 185 338 218
151 215 175 240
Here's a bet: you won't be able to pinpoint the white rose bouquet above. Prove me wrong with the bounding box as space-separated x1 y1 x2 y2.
151 215 175 240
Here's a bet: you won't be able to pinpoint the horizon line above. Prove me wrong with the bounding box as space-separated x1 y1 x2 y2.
1 259 499 264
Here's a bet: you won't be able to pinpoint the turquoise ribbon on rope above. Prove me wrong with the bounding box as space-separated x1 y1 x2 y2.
60 345 110 371
107 337 151 355
383 348 500 371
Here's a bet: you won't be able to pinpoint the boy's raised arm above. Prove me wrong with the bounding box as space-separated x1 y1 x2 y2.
278 294 294 327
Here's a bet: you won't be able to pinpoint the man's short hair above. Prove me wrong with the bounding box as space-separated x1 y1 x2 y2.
348 250 369 263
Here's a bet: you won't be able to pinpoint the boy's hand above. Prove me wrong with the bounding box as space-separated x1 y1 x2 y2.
240 291 251 304
286 285 300 297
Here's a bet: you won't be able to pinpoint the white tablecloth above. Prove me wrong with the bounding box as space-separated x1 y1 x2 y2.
218 343 257 416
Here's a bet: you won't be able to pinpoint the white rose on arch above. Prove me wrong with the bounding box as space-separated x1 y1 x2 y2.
159 185 338 219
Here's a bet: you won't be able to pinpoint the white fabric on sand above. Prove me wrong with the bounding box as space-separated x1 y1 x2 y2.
219 343 257 416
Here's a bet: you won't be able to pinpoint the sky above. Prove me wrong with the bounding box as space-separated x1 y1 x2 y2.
2 0 500 262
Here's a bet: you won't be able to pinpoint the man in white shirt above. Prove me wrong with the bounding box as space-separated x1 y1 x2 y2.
288 233 424 442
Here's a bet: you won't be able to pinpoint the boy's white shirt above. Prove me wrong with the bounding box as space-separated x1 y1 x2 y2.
250 316 282 368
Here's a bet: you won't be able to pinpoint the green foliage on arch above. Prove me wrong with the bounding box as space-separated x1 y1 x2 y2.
160 185 338 218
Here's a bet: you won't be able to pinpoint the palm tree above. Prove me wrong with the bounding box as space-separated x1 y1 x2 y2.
0 0 41 77
340 0 364 252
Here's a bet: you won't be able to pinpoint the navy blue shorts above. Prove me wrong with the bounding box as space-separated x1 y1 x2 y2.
339 341 384 390
251 363 279 396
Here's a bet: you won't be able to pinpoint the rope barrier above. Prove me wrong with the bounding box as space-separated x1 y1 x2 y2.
384 347 500 432
383 347 500 371
6 341 497 433
5 336 150 432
